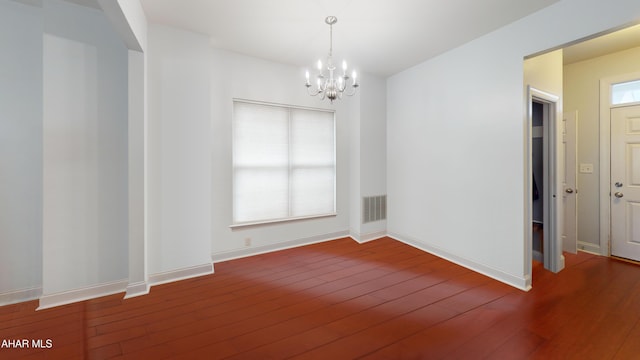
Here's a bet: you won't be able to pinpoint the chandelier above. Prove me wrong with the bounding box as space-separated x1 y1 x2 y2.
305 16 359 103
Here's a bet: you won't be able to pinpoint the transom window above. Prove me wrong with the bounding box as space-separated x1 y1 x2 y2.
612 79 640 105
232 100 336 225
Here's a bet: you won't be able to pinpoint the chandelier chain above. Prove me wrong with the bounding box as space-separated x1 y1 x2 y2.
328 20 332 59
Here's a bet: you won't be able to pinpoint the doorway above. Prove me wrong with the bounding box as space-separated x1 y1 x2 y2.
531 101 544 263
527 87 564 274
526 24 640 280
599 73 640 261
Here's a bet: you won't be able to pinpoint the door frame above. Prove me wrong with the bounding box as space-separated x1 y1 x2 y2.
525 86 564 278
599 72 640 256
562 110 578 254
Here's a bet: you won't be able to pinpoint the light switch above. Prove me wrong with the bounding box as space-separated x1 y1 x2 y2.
579 163 593 174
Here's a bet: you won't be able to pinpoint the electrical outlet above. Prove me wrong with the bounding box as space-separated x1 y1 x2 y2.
579 163 593 174
244 238 251 247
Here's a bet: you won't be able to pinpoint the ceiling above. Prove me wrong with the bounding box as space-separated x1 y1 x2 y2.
138 0 562 77
563 24 640 65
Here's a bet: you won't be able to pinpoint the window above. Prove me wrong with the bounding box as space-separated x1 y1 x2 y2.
232 100 336 225
612 79 640 105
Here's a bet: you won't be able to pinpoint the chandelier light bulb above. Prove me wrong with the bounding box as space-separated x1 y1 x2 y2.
317 60 323 71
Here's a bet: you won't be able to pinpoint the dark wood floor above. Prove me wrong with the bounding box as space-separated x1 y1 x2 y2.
2 237 640 359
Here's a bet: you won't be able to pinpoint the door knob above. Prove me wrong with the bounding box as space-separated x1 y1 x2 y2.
614 192 624 198
615 182 623 188
565 188 574 194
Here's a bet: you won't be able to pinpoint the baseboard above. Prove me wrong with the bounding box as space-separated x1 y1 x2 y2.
0 286 42 307
149 263 213 287
388 232 531 291
211 230 350 263
124 281 150 299
578 241 601 255
350 230 387 244
37 279 128 310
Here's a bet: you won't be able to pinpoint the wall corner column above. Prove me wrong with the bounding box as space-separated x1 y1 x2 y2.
125 49 149 298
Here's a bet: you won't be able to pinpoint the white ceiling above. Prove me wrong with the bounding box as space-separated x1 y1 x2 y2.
138 0 561 77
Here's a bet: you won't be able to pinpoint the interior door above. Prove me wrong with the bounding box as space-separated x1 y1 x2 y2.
611 105 640 262
562 111 578 253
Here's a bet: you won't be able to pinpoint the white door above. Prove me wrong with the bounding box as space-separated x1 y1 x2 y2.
611 105 640 262
562 111 578 254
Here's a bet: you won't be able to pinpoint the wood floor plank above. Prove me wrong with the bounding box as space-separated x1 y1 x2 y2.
614 318 640 359
2 237 640 359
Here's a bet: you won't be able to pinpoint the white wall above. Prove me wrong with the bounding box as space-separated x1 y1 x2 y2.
41 0 129 296
564 46 640 252
98 0 149 296
147 25 213 276
209 45 356 260
354 74 387 241
147 24 386 268
0 0 43 304
126 47 147 296
386 0 640 289
349 89 362 240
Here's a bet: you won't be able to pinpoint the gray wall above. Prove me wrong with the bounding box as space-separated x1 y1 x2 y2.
387 0 639 288
0 0 43 302
0 0 129 304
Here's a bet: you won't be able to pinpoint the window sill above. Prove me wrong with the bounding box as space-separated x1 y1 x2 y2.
229 213 337 229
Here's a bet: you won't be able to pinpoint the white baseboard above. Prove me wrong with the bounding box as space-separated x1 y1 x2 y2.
578 241 601 255
0 286 42 307
124 281 150 299
350 230 387 244
388 232 531 291
211 230 350 263
37 279 128 310
149 263 213 286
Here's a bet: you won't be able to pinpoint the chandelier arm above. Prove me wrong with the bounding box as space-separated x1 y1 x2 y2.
344 85 359 97
306 87 321 96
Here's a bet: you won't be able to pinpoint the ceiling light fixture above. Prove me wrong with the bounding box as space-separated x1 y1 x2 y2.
305 16 359 103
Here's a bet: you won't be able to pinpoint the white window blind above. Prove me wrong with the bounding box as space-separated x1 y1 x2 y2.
232 100 335 225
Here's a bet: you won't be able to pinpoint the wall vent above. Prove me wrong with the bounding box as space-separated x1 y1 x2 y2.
362 195 386 224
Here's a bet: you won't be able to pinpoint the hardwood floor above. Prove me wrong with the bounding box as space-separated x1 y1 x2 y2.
2 237 640 359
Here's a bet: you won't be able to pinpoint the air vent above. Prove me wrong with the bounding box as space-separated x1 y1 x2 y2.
362 195 386 224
